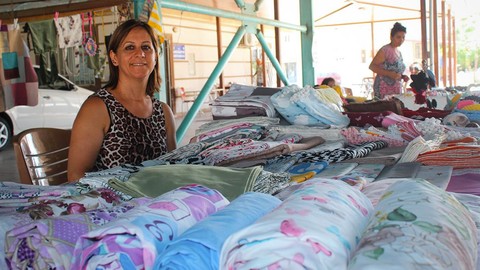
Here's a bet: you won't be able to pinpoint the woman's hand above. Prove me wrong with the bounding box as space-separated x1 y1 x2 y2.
402 75 410 82
389 71 402 80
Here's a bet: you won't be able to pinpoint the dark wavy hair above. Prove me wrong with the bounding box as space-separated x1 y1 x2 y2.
390 22 406 37
104 19 161 97
321 77 335 86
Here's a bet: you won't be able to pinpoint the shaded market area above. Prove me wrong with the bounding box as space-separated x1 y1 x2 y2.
0 2 480 269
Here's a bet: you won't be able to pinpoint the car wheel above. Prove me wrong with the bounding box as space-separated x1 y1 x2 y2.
0 117 12 151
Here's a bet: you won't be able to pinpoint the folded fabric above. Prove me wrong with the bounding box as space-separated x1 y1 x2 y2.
402 107 451 120
343 99 404 115
71 184 229 270
273 141 388 165
108 164 263 201
153 192 281 270
0 184 121 270
315 162 358 178
446 173 480 196
349 179 478 270
375 161 422 180
415 165 453 190
341 126 407 147
416 144 480 169
332 163 385 183
222 136 325 166
220 179 373 269
344 111 393 127
340 146 406 166
5 198 151 270
292 86 350 127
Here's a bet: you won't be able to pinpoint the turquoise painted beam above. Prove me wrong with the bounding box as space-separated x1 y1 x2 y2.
300 0 315 86
234 0 245 9
132 0 167 102
161 0 306 32
132 0 145 20
175 26 247 142
255 30 290 86
254 0 265 12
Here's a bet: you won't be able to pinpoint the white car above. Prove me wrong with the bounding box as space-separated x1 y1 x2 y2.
0 67 93 150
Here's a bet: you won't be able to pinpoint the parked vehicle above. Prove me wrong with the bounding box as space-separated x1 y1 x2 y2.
0 67 93 151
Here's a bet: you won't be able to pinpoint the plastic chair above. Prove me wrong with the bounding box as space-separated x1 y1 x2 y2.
13 128 71 186
178 87 195 113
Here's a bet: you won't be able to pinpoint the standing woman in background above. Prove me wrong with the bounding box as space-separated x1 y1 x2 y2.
68 19 177 181
369 22 409 99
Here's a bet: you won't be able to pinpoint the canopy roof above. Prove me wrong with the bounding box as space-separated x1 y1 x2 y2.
0 0 461 23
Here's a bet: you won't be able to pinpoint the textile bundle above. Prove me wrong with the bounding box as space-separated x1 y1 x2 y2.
350 179 477 270
5 198 151 270
148 0 165 44
0 24 38 110
416 144 480 169
71 184 229 269
153 192 281 270
220 179 374 269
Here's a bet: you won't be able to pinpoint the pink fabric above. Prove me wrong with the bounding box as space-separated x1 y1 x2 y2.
457 100 475 110
381 112 415 128
446 173 480 196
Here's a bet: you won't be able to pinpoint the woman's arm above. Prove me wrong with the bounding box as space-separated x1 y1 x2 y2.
67 97 109 181
369 49 401 80
162 102 177 151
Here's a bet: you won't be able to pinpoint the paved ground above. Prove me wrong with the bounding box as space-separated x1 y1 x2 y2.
0 111 213 184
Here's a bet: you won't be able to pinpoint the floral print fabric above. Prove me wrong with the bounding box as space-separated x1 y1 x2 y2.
349 179 478 270
5 198 151 270
71 184 229 270
220 179 374 269
0 182 123 270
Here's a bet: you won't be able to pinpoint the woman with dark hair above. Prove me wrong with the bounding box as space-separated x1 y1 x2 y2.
369 22 409 99
68 19 177 181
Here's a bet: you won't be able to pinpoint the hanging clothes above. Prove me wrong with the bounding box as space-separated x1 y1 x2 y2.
25 19 58 86
148 0 165 44
54 14 83 80
0 23 38 110
54 14 83 49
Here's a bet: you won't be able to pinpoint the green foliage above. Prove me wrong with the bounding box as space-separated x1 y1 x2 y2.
456 13 480 71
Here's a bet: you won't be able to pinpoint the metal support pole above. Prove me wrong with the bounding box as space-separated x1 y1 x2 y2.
175 26 247 142
161 0 306 32
133 0 145 20
235 0 246 9
255 30 290 86
299 0 315 87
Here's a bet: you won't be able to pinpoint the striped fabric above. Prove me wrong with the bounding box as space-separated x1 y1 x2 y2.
148 0 165 44
416 144 480 169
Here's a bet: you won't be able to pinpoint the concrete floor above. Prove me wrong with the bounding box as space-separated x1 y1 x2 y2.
0 111 213 184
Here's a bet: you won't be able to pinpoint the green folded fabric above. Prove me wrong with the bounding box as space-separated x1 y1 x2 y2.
107 164 263 201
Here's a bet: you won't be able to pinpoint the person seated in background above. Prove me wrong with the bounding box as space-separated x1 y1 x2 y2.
315 77 355 104
68 19 177 181
409 60 437 107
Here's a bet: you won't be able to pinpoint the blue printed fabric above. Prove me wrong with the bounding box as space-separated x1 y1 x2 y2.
271 85 349 127
153 192 281 270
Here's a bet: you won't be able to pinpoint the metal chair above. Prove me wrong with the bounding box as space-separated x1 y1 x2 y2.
13 128 71 185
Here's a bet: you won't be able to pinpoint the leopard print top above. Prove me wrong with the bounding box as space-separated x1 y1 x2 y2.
93 88 168 171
